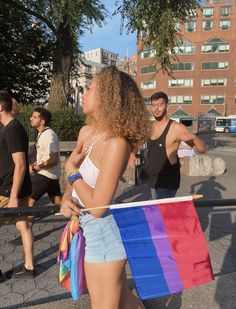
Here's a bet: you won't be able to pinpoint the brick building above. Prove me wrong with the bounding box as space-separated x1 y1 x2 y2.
136 0 236 131
117 54 138 80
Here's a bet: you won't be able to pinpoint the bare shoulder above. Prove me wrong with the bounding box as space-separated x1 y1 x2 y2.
77 125 93 141
108 136 130 147
171 120 189 134
106 136 130 151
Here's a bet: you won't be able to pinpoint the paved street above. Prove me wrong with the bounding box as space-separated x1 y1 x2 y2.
0 134 236 309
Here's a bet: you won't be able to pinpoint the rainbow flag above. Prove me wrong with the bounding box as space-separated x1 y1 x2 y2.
110 196 214 300
58 216 86 300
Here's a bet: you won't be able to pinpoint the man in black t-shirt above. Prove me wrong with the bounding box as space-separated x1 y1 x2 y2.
0 90 34 279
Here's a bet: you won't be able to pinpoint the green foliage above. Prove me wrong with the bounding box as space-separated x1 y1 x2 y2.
116 0 201 74
51 108 85 141
18 105 85 141
2 0 107 109
17 105 36 141
0 2 55 103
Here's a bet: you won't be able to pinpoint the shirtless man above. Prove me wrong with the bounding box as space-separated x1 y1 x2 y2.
130 91 206 199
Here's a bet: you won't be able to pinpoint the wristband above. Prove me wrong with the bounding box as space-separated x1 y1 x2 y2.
67 169 80 177
67 169 83 185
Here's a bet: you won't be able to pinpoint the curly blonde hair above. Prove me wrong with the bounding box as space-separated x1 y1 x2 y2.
86 66 149 151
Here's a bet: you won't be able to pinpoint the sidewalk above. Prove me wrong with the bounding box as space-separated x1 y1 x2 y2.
0 147 236 308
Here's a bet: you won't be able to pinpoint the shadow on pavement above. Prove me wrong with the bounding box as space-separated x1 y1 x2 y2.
214 214 236 308
190 176 236 308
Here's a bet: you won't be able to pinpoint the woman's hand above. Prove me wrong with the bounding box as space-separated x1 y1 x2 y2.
60 197 80 218
65 142 86 174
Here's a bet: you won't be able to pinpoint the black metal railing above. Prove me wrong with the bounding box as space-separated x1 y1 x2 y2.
0 199 235 219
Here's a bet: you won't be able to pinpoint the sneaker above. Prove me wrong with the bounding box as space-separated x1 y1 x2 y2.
12 266 35 279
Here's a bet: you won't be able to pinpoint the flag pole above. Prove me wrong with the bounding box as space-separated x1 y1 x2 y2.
55 195 203 216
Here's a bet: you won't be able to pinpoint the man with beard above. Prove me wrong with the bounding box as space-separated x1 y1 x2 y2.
147 91 206 199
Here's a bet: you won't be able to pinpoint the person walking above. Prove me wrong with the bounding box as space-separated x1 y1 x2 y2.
60 66 149 308
147 91 206 199
0 90 34 279
28 107 61 208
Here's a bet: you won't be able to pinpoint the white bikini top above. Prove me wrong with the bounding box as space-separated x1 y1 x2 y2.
71 132 106 207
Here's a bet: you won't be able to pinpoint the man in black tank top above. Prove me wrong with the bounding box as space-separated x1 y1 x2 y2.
147 91 206 200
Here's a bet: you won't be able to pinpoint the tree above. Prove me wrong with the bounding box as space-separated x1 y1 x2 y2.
1 0 107 110
116 0 201 74
2 0 201 109
0 2 54 104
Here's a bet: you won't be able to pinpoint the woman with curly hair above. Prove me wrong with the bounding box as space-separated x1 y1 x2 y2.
60 66 149 308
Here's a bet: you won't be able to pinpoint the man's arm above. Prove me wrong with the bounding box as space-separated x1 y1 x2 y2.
128 152 138 168
32 152 59 172
176 123 207 154
7 152 26 208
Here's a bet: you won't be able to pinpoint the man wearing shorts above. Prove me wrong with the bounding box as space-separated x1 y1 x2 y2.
0 90 34 279
29 107 61 208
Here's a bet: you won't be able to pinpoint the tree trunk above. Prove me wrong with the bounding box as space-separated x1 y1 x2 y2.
48 24 73 110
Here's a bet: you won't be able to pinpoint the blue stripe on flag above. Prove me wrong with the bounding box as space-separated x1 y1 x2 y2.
111 206 170 299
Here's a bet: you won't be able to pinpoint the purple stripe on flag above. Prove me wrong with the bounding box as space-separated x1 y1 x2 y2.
143 205 184 293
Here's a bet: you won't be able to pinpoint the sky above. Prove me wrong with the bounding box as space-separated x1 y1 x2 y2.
80 1 137 59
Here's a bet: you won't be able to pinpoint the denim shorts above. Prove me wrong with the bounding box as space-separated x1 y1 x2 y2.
150 187 177 200
79 210 127 263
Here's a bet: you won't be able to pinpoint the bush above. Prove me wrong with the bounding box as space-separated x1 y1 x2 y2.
51 108 85 141
18 105 85 141
17 105 36 141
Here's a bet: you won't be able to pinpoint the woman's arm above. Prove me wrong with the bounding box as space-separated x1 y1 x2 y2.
60 184 80 218
60 126 89 218
70 137 130 218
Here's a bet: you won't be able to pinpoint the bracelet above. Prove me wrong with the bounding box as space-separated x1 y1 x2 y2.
67 169 83 185
67 169 80 178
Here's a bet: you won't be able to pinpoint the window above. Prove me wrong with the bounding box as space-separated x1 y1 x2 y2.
202 20 213 31
140 30 148 39
144 97 151 104
203 7 214 17
201 78 227 86
175 23 180 31
202 61 228 70
185 21 196 32
141 47 156 58
169 96 192 104
220 6 232 16
220 20 231 29
189 9 197 17
202 39 229 53
168 79 193 87
140 65 156 74
141 81 156 89
201 95 225 104
173 41 195 54
171 62 194 71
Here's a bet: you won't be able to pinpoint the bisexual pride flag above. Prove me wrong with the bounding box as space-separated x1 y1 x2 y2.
110 196 214 300
58 195 214 300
